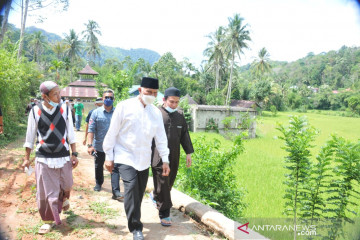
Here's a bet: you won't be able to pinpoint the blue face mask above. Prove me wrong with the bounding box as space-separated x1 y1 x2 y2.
47 97 59 108
165 106 177 113
104 98 113 107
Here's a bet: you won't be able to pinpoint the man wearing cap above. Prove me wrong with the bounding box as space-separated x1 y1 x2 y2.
87 90 122 200
103 77 170 240
150 87 194 226
22 80 79 234
74 98 84 131
83 97 103 146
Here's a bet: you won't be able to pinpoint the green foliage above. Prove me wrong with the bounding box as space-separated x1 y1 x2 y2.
346 95 360 115
0 47 42 147
270 105 277 116
178 98 192 128
278 116 360 239
175 135 247 219
206 90 225 105
222 116 235 130
205 118 219 133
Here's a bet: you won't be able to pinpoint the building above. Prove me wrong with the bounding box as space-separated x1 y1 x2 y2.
60 64 107 102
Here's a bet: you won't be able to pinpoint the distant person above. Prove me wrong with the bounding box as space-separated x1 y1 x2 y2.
150 87 194 226
25 98 35 115
22 81 78 234
69 99 75 127
87 91 122 200
0 106 3 134
74 98 84 131
83 97 103 146
103 77 170 240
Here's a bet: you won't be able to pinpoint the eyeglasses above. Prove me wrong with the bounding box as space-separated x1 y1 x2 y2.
104 96 114 100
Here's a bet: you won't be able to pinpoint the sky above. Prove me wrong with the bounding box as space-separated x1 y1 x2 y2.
6 0 360 67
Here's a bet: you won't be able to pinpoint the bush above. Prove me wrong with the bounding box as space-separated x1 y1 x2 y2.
175 135 247 219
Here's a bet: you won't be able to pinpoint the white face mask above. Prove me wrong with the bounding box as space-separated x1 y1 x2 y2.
165 106 177 113
141 94 156 105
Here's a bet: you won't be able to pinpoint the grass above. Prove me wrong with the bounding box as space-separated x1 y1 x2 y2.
189 111 360 219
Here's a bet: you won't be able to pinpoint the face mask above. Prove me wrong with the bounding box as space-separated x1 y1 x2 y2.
47 97 59 108
104 98 113 107
165 106 177 113
141 94 156 105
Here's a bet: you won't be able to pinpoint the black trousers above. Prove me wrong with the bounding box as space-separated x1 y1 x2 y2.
117 164 149 232
94 151 121 195
151 159 179 219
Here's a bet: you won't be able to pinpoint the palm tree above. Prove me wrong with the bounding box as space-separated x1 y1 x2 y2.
252 47 272 77
204 26 226 90
64 29 82 64
223 14 251 105
82 20 101 61
49 60 64 83
51 41 67 60
28 31 47 63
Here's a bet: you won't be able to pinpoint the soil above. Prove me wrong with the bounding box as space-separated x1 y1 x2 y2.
0 131 223 240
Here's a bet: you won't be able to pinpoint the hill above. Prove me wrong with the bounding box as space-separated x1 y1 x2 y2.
22 26 160 65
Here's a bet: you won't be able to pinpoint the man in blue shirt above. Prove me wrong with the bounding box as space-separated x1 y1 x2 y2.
83 98 103 146
87 90 122 200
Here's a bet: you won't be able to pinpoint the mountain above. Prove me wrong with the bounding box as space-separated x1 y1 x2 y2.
24 26 161 65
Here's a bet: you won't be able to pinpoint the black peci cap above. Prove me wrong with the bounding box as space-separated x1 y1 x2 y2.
141 77 159 89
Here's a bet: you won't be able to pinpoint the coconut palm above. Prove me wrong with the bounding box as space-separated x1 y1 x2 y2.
51 41 67 60
64 29 82 64
223 14 251 105
252 47 272 77
82 20 102 61
28 31 47 63
204 26 226 90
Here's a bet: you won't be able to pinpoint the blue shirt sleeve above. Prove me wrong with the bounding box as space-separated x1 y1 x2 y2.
88 109 97 133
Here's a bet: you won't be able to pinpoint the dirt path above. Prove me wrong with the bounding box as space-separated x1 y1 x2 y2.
0 131 222 240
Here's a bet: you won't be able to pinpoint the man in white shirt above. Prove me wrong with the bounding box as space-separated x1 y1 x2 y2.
22 81 78 234
103 77 170 240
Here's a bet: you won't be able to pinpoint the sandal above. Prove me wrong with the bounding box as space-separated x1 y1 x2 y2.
160 217 172 227
38 223 54 234
62 199 70 211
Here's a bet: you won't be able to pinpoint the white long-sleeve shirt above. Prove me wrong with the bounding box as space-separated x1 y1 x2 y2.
103 97 169 171
23 102 76 168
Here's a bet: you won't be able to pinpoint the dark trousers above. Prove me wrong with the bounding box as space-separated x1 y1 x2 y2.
117 164 149 232
94 151 121 194
151 159 179 219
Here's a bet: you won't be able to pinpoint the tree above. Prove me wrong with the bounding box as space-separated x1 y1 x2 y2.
0 0 12 44
204 26 226 90
224 14 251 105
252 47 272 77
27 31 47 63
49 59 64 83
82 20 102 61
51 41 67 60
64 29 82 64
17 0 69 59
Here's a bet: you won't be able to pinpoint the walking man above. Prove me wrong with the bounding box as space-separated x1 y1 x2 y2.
22 81 78 234
74 98 84 131
103 77 170 240
151 87 194 226
87 91 122 200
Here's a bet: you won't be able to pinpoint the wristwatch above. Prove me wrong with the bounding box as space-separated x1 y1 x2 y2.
71 152 78 157
87 144 92 148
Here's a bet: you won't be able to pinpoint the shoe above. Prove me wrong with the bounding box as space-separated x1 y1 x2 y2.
160 217 172 227
112 193 124 201
132 230 144 240
93 184 101 191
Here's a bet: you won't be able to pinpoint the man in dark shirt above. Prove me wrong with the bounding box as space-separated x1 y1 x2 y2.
83 98 103 146
151 87 194 226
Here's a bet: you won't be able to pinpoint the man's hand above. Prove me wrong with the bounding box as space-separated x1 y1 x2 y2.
162 162 170 176
105 160 114 173
71 156 79 169
21 159 31 170
83 139 86 146
87 146 95 155
186 154 192 168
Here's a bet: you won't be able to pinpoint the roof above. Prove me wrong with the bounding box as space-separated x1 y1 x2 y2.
77 64 99 75
60 86 100 98
68 80 107 87
181 94 198 105
230 100 259 109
